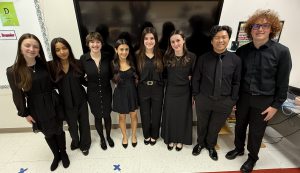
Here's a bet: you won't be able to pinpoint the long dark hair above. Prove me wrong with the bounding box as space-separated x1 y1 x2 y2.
13 33 46 91
112 39 137 84
164 30 190 67
50 37 82 82
137 27 163 73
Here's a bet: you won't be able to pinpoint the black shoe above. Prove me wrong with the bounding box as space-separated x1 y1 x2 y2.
192 144 205 156
60 151 70 168
100 140 107 150
150 139 156 146
70 141 79 150
208 148 218 161
175 144 183 151
240 158 256 173
167 143 174 151
144 139 150 145
82 150 89 156
132 142 138 147
50 156 61 171
107 137 115 148
122 143 128 149
225 148 244 160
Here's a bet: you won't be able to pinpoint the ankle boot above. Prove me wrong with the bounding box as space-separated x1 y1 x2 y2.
45 136 61 171
107 136 115 148
55 132 70 168
60 151 70 168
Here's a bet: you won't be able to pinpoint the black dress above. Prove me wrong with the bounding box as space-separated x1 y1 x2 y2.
6 58 62 136
80 52 113 118
161 52 196 145
113 68 138 114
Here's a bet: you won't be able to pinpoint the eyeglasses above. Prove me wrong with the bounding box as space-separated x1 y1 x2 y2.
251 23 271 30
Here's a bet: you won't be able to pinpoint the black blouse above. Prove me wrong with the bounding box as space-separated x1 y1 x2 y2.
166 52 196 86
55 61 87 109
139 55 163 82
7 58 58 122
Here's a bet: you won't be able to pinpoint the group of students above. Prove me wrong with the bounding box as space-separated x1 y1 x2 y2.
7 9 292 173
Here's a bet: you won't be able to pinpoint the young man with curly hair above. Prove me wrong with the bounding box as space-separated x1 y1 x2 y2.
225 9 292 173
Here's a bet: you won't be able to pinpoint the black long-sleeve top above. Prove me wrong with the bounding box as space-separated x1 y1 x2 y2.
6 58 58 122
138 55 163 82
192 50 241 101
236 40 292 109
55 61 87 109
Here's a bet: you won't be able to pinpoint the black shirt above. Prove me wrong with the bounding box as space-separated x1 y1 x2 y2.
192 50 241 100
138 55 163 82
55 63 87 109
236 40 292 109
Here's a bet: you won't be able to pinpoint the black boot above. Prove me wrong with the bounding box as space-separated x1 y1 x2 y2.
99 134 107 150
45 136 61 171
55 132 70 168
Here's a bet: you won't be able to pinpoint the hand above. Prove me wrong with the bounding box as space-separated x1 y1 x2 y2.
232 105 237 111
192 97 195 106
261 106 278 121
25 115 36 124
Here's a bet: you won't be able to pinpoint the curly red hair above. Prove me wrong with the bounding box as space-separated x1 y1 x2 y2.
245 9 282 39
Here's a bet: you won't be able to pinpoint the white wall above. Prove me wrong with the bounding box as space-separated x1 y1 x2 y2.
219 0 300 88
39 0 83 59
1 0 299 129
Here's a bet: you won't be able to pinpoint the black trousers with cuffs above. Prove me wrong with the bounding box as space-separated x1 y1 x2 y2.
138 83 164 139
195 93 235 148
234 92 273 161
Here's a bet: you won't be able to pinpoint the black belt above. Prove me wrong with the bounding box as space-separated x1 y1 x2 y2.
141 80 162 86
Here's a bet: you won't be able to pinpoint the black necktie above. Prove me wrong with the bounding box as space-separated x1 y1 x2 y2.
213 56 222 98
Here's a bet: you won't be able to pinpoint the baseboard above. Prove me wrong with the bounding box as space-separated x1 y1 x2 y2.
0 121 198 133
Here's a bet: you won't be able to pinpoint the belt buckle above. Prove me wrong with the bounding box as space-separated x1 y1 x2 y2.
146 81 154 85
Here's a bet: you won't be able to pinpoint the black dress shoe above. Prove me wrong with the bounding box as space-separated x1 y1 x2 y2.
208 148 218 161
149 139 156 146
107 137 115 148
132 142 138 147
175 144 183 151
70 141 79 150
192 144 204 156
240 158 256 173
82 149 89 156
225 148 244 160
167 144 174 151
144 139 150 145
100 140 107 150
122 143 128 149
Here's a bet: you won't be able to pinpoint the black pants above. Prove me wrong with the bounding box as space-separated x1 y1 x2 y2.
138 84 164 139
234 92 273 161
195 94 234 148
65 101 91 151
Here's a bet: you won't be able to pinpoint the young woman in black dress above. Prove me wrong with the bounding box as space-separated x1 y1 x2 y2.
161 30 196 151
80 32 114 150
6 33 70 171
50 37 91 156
137 27 164 145
112 39 139 148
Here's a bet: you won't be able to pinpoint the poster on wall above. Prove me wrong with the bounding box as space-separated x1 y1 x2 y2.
0 2 19 26
235 21 284 48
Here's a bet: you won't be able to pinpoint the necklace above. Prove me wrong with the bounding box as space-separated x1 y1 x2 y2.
31 64 36 73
